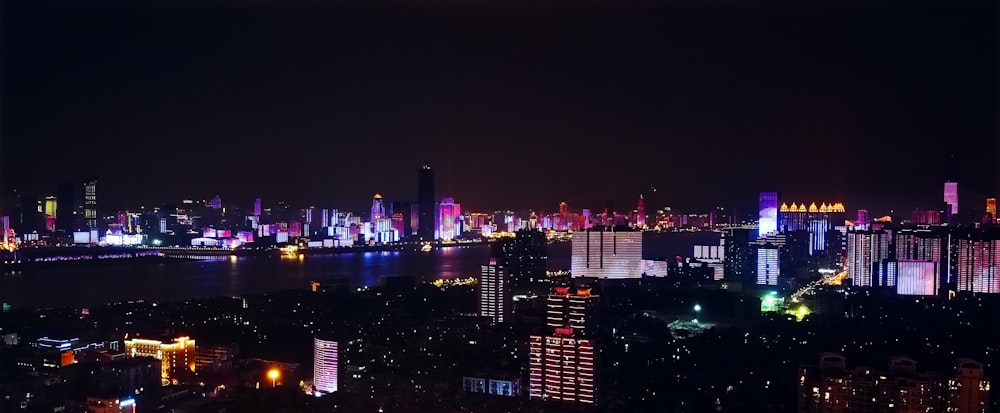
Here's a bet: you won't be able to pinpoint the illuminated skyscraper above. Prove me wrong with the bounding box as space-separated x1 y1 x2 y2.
758 192 778 238
479 258 510 324
756 245 779 286
253 198 262 216
84 177 98 230
646 186 658 226
528 287 598 404
313 336 339 395
437 197 457 241
856 209 869 228
944 181 959 216
635 194 646 228
209 195 221 210
987 198 996 223
417 163 435 239
370 194 385 221
571 229 643 279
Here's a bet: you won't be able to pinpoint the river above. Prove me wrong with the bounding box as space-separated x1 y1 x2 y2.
0 243 570 309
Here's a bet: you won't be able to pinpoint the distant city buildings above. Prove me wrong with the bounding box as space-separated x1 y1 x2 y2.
944 181 959 216
84 177 98 230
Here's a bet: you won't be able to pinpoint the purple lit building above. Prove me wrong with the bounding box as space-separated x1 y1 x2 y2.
758 192 779 238
437 198 459 241
944 182 959 215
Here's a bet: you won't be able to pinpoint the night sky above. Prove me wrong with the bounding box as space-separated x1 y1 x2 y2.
2 0 997 215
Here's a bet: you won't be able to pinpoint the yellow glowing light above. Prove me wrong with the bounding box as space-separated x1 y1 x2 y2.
268 369 280 380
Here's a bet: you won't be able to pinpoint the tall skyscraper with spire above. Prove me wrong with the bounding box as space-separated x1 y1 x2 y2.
370 193 385 221
417 163 435 240
636 194 646 228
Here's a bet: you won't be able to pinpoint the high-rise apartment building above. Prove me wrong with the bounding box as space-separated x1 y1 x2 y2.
417 163 435 239
846 230 890 287
954 237 1000 294
84 177 98 230
756 245 780 286
478 258 510 324
529 286 598 404
987 198 997 223
313 336 339 395
571 229 643 279
890 260 938 296
758 192 779 238
123 336 195 382
947 359 990 413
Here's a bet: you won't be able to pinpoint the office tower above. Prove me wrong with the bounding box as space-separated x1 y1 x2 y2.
417 163 435 239
437 197 457 241
478 258 510 324
56 182 76 232
570 229 643 279
944 181 959 215
912 209 942 225
84 177 98 230
253 198 262 216
43 196 57 218
758 192 778 238
987 198 997 223
313 337 339 395
846 230 890 287
947 359 990 413
370 194 385 221
528 287 598 404
123 336 195 382
635 194 646 228
756 245 780 286
954 237 1000 293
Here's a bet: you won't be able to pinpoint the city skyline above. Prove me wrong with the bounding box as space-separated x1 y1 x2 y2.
1 0 997 214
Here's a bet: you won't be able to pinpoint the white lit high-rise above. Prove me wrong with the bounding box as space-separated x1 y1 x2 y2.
313 337 339 395
955 238 1000 294
846 230 890 287
756 246 779 286
479 258 510 324
571 230 643 279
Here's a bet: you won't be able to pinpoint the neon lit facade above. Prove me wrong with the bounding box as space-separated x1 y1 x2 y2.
529 287 598 404
758 192 778 238
893 260 938 296
84 177 98 229
437 197 458 241
944 182 959 215
846 231 890 287
314 337 339 395
571 230 643 279
479 258 510 324
635 195 646 228
756 246 779 286
988 198 997 223
956 238 1000 294
370 194 385 221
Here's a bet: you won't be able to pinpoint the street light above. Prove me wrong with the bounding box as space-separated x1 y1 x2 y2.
267 369 280 387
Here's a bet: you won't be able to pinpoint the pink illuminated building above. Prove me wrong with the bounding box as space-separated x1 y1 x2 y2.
437 198 459 241
636 194 646 228
528 287 598 404
944 182 959 215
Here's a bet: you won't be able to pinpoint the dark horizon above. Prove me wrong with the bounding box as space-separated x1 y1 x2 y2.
1 0 997 215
